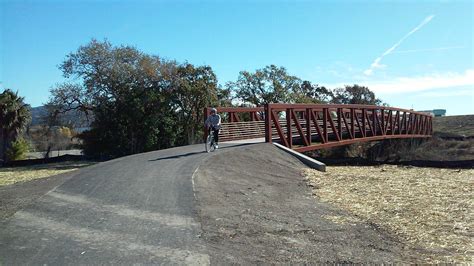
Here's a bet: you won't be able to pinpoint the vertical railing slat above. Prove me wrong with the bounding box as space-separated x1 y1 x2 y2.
286 108 292 149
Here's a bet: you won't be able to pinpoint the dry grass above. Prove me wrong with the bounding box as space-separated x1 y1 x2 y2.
305 165 473 263
0 161 94 186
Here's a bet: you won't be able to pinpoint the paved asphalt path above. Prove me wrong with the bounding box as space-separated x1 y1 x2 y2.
0 143 243 265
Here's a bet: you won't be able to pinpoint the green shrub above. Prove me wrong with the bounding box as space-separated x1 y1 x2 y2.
6 138 30 161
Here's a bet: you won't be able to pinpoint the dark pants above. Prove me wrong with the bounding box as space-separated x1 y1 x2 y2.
209 127 219 144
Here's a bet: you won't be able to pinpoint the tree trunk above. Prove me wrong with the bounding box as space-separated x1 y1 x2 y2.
45 145 51 159
188 126 196 145
1 130 9 163
0 132 4 164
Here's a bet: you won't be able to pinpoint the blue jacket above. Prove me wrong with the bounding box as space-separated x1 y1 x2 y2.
205 114 221 129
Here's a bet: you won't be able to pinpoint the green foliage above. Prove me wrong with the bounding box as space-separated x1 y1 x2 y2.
216 87 233 107
174 63 219 144
49 40 221 157
5 137 30 161
228 65 379 106
331 84 382 105
0 89 32 163
292 80 334 103
228 65 302 106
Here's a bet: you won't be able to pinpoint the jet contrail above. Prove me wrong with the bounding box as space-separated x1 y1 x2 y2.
364 15 435 76
391 46 465 54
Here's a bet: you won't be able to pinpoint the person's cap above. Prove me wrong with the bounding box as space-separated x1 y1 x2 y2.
210 108 217 113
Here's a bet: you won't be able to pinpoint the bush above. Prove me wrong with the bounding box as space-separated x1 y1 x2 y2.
6 138 30 161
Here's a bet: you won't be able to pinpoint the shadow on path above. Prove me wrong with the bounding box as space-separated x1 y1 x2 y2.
149 151 206 161
148 143 256 162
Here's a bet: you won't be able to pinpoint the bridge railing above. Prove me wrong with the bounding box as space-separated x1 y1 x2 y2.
205 104 432 151
265 103 433 152
204 107 265 142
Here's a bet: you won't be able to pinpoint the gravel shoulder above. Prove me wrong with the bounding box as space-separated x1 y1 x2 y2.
194 143 426 263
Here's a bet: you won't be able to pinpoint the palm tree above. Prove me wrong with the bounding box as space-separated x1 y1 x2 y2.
0 89 31 163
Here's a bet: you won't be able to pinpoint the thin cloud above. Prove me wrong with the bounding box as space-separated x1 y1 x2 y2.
365 69 474 94
392 46 466 54
325 69 474 94
392 46 465 54
364 15 435 76
419 89 473 98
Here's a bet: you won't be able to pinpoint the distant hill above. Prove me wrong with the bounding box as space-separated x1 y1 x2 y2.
30 105 91 129
30 106 48 126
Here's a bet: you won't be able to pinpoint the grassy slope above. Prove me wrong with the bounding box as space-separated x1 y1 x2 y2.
413 115 474 161
433 115 474 137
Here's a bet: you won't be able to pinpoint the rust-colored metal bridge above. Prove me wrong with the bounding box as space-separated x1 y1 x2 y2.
205 104 432 152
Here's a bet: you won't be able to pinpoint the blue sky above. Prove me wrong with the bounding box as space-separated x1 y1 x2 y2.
1 0 473 114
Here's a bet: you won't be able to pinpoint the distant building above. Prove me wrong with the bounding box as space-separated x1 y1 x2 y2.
419 109 446 117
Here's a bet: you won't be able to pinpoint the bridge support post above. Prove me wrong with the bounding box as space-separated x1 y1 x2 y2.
306 108 311 145
350 108 355 138
286 108 292 149
323 108 328 142
264 104 272 143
